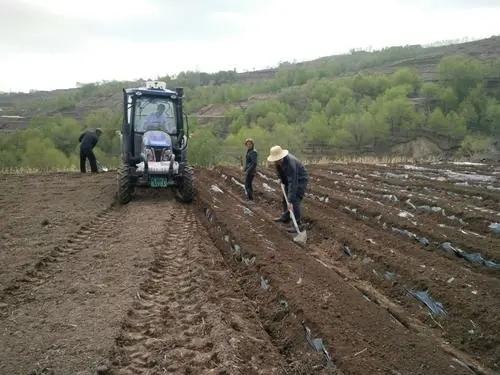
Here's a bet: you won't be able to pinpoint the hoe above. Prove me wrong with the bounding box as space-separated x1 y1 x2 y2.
281 183 307 245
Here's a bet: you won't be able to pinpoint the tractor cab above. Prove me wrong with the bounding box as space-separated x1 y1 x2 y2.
122 81 186 162
117 81 194 203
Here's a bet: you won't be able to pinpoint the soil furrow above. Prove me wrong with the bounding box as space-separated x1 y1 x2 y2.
196 169 479 375
211 166 500 370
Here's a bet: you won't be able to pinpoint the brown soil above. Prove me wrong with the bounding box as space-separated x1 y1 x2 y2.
0 163 499 374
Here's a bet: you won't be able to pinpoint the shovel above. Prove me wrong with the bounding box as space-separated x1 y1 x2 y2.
280 184 307 245
96 160 108 172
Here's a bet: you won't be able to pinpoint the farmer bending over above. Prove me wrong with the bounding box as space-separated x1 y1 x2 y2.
268 145 308 232
79 128 102 173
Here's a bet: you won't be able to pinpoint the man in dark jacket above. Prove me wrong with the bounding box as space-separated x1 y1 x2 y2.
79 128 102 173
267 145 308 231
244 138 258 200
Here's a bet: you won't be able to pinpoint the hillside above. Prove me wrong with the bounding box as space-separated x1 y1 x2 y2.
1 35 500 169
2 36 499 132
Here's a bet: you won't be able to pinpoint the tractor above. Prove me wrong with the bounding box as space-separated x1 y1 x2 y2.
117 81 194 204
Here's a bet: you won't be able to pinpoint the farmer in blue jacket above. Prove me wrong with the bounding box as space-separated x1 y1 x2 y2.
78 128 102 173
244 138 257 201
267 145 308 232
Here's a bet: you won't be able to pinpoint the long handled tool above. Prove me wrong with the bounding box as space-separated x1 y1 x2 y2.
96 160 108 172
281 183 307 244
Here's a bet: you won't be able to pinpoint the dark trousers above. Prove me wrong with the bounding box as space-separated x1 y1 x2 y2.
245 172 255 200
280 183 307 223
80 148 98 173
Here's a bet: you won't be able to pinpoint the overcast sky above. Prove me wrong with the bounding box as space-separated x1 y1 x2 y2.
1 0 499 92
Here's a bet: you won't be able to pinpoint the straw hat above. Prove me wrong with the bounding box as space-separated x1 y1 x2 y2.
267 145 289 162
244 138 254 145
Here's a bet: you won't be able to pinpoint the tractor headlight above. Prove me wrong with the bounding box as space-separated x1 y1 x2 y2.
145 147 155 162
161 148 173 161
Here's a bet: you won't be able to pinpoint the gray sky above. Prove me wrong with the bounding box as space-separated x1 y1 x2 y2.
1 0 499 92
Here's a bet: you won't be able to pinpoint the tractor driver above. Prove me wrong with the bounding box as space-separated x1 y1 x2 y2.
144 103 176 133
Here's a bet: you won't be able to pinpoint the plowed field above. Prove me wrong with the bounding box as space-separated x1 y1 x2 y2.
1 162 499 374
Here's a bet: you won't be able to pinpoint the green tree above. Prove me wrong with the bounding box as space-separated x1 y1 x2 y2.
460 84 488 132
376 96 417 135
383 85 412 100
335 112 375 148
245 100 287 124
188 128 221 166
22 138 70 170
256 112 287 131
352 74 390 98
391 68 421 94
459 134 493 157
305 113 333 145
84 109 122 157
271 123 303 155
428 108 466 140
438 55 485 101
307 78 337 105
51 117 82 155
483 99 500 136
325 87 355 118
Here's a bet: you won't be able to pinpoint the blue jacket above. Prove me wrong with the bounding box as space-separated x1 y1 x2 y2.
79 130 99 153
245 148 258 175
276 154 308 202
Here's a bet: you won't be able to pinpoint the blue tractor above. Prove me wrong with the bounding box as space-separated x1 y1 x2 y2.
117 81 194 204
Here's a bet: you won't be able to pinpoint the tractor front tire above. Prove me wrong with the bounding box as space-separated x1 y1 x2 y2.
177 165 194 203
117 163 133 204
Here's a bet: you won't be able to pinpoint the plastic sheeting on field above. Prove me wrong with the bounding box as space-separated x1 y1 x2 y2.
342 244 353 257
391 227 430 247
408 289 447 316
231 177 245 189
260 276 270 290
262 182 276 193
445 171 495 183
489 223 500 235
417 205 446 216
383 194 399 202
384 271 396 281
440 242 500 270
210 184 224 194
302 322 335 368
242 256 256 266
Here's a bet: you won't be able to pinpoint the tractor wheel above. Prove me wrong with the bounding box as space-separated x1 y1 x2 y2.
177 165 194 203
117 163 133 204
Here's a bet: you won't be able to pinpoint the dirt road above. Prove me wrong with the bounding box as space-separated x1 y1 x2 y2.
0 163 498 374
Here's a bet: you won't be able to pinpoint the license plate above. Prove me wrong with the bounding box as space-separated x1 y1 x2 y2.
149 176 168 188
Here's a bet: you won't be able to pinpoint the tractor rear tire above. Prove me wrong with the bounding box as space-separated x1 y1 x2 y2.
117 163 133 204
177 165 194 203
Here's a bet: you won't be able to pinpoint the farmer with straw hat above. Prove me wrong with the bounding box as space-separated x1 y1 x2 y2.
267 145 308 232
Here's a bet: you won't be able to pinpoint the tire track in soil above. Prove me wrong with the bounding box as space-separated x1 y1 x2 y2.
111 206 286 374
0 201 168 375
208 167 499 374
0 206 119 309
0 172 117 292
